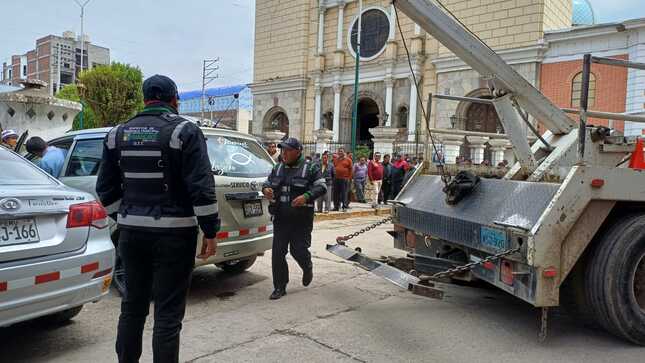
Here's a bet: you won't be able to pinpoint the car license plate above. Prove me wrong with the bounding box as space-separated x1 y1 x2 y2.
480 226 507 250
0 218 40 246
243 200 263 218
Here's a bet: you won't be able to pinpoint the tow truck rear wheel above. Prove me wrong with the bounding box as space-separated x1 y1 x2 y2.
585 213 645 345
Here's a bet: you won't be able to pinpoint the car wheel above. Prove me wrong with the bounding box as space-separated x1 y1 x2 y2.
41 305 83 325
217 256 257 273
585 213 645 345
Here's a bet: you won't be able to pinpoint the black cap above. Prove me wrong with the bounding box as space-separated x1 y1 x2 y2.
143 75 178 102
278 137 302 150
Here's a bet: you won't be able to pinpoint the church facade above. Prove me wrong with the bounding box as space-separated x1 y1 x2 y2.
251 0 574 146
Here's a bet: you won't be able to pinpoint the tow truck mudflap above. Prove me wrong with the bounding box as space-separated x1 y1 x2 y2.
326 244 444 299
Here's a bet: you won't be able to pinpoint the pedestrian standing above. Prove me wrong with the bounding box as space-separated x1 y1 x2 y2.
25 136 67 178
353 157 368 203
368 152 384 208
389 153 409 200
315 152 334 213
1 129 19 150
380 154 392 204
332 148 353 211
96 75 220 363
262 137 327 300
266 142 281 163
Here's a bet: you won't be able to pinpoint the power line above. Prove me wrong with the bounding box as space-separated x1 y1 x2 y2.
201 58 220 121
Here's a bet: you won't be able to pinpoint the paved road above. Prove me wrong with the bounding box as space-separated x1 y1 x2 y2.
1 216 643 362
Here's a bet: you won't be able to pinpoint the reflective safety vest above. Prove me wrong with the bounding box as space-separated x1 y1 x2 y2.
268 159 316 211
105 113 197 228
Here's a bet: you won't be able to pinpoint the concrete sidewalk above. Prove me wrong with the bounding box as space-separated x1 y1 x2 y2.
314 202 391 221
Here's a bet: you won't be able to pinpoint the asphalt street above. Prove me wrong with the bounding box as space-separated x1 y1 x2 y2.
1 216 643 363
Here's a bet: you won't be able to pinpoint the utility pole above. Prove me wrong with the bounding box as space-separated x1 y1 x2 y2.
201 58 220 122
74 0 91 130
74 0 91 74
57 43 62 93
351 0 363 154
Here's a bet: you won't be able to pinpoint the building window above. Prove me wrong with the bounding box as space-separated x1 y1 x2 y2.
22 65 27 76
349 8 390 60
398 106 408 128
571 72 596 107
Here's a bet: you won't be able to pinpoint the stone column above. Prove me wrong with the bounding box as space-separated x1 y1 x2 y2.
438 134 464 165
370 126 399 157
388 4 396 41
314 82 322 130
384 76 393 127
488 139 511 166
317 6 326 55
314 128 334 154
337 1 346 50
408 75 418 141
467 136 490 164
332 82 342 141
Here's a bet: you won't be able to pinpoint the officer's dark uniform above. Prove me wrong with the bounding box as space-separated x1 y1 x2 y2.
96 75 219 363
263 138 326 299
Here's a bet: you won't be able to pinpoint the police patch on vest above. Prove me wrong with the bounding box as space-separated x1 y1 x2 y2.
123 127 160 146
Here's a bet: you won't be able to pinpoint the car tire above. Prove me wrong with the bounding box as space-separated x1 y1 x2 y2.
41 305 83 325
585 213 645 345
560 255 598 328
217 256 257 273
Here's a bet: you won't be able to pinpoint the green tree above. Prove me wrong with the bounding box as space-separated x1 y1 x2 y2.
78 62 144 127
55 84 97 130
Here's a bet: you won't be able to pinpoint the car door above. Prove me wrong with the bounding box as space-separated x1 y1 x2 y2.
58 136 105 200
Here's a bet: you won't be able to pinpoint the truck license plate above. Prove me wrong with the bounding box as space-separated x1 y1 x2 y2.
243 200 263 218
0 218 40 246
480 226 506 250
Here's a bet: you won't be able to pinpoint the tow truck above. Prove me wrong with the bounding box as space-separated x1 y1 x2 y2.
328 0 645 345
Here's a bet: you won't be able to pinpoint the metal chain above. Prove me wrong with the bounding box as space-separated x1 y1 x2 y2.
333 215 520 282
335 216 393 245
423 246 521 281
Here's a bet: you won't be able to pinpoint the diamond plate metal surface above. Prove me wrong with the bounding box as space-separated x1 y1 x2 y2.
396 176 560 251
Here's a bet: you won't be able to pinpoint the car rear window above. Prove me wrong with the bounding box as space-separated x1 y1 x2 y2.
0 148 56 185
206 135 273 178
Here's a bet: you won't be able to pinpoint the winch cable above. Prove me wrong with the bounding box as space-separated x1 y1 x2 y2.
393 2 450 188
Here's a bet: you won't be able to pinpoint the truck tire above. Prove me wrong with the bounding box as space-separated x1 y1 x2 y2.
217 256 257 273
41 305 83 325
586 214 645 345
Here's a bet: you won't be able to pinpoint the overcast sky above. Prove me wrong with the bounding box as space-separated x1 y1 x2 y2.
0 0 643 92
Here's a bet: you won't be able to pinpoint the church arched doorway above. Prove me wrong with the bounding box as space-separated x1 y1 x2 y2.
356 98 380 148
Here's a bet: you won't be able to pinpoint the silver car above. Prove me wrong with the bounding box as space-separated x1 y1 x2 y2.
0 145 115 327
36 127 274 295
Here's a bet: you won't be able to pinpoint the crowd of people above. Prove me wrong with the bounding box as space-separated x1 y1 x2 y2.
265 142 423 213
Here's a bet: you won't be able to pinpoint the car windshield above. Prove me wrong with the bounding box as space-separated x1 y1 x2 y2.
0 147 56 186
206 135 273 178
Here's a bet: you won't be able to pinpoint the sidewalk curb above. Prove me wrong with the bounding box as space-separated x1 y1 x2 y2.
314 207 392 222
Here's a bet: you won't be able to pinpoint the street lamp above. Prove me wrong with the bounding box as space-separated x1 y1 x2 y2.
450 115 457 129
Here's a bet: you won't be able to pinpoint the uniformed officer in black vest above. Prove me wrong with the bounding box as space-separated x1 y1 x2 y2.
262 138 327 300
96 75 220 363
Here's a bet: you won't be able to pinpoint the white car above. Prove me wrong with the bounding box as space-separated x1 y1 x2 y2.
32 127 274 295
0 145 115 327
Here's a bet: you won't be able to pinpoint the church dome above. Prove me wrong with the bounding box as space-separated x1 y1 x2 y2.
572 0 596 26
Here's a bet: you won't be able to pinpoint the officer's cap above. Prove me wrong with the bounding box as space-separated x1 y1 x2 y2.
143 75 179 102
278 137 302 150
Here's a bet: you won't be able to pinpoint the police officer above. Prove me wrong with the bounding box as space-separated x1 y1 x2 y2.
262 138 327 300
96 75 220 363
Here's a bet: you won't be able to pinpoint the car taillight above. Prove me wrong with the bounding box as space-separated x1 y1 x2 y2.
67 201 108 229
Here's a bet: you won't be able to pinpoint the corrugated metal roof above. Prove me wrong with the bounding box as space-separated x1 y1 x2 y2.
179 84 247 101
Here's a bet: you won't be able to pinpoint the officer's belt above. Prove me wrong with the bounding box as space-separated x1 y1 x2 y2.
118 214 197 228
